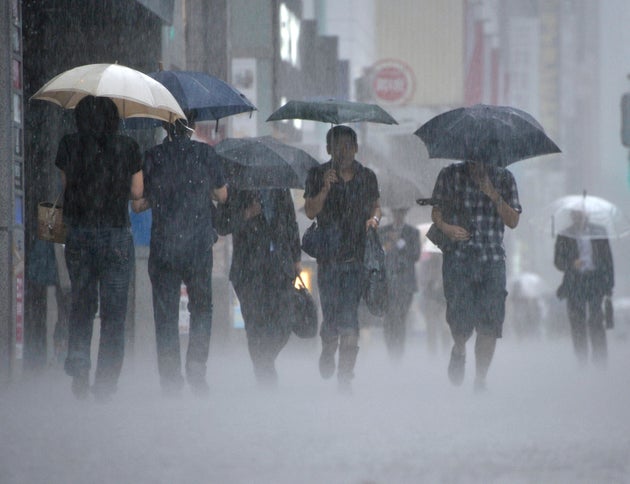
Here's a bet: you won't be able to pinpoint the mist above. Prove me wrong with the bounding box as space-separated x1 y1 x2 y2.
2 326 629 484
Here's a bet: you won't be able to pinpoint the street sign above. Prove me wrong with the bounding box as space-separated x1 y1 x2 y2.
371 59 415 105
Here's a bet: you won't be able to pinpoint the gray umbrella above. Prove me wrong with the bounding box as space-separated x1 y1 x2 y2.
267 99 398 125
215 136 319 190
414 104 561 167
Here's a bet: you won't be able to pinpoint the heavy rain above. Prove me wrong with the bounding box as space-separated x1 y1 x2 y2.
2 1 630 483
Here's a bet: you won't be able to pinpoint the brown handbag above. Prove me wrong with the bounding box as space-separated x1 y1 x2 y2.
37 193 66 244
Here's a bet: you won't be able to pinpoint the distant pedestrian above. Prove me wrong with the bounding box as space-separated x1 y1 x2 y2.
554 209 614 367
304 125 381 393
431 160 521 392
215 187 301 386
378 207 420 359
132 113 227 396
55 95 143 401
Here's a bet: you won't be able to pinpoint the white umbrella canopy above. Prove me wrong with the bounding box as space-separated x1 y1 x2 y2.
543 193 630 239
31 63 186 123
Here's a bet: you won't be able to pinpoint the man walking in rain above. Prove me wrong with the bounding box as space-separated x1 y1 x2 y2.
132 112 227 396
430 160 520 392
554 209 614 367
304 125 381 393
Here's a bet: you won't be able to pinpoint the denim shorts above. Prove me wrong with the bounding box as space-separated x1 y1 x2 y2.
442 254 507 338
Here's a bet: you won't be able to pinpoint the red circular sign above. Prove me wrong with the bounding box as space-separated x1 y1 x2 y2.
371 60 415 105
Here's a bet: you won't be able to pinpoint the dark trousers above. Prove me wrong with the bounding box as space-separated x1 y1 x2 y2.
234 279 292 382
64 227 133 393
383 289 414 357
149 249 213 385
566 279 607 365
317 260 363 340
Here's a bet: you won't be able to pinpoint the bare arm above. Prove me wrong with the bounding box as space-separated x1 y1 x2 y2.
131 198 150 213
432 206 471 241
130 171 144 201
213 184 228 204
304 168 337 219
366 199 382 230
474 171 520 229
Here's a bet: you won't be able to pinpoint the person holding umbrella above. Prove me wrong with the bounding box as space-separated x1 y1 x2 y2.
304 125 381 393
430 156 521 392
554 209 614 367
55 95 143 401
214 187 301 387
132 111 227 396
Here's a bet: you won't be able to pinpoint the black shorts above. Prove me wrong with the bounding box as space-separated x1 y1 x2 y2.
442 254 507 338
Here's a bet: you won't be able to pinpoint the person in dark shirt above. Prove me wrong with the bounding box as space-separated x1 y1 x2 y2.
554 210 614 367
215 187 301 386
304 125 381 393
132 113 227 396
55 95 143 401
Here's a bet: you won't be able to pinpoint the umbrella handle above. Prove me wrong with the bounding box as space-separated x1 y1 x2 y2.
551 215 555 238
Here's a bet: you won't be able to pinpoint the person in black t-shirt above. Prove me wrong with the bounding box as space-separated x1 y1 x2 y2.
132 113 227 396
304 125 381 393
55 95 143 401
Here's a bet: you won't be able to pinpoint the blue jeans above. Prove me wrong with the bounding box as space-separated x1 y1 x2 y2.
317 260 363 341
148 241 213 386
64 227 133 393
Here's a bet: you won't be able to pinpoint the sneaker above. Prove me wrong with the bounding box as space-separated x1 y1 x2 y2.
71 369 90 400
448 347 465 386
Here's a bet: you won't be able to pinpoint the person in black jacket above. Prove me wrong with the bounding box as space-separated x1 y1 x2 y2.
215 187 301 386
378 207 421 359
132 114 227 396
554 209 614 367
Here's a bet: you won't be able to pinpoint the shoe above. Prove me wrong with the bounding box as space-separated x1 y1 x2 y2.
448 347 465 386
71 369 90 400
161 375 185 397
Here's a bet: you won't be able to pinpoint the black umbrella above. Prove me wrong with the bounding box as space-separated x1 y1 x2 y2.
414 104 561 167
215 136 319 190
266 99 398 125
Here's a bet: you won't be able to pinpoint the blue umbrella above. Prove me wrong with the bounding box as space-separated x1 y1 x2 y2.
151 70 256 121
124 70 256 129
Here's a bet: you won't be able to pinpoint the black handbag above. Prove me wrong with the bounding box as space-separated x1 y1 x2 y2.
363 228 389 317
291 275 318 338
301 221 341 260
604 296 614 329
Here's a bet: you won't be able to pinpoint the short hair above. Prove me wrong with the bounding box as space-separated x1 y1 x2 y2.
326 125 357 146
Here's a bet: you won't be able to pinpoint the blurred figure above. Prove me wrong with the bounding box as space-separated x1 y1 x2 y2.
304 125 381 393
55 95 143 401
416 234 449 355
507 273 547 341
431 160 521 392
132 113 227 396
378 207 420 359
554 209 614 367
215 188 301 386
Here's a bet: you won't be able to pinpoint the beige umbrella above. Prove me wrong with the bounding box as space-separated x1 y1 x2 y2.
31 63 186 123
